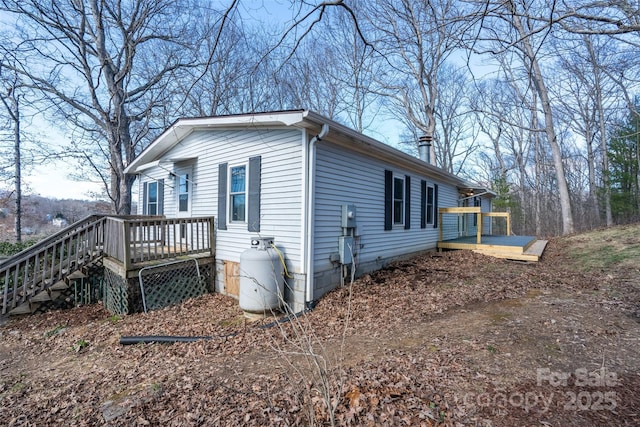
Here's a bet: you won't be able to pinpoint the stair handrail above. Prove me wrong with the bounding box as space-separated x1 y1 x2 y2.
0 214 107 269
1 214 112 315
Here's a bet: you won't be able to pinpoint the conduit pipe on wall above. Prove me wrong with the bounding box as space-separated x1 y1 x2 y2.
305 123 329 306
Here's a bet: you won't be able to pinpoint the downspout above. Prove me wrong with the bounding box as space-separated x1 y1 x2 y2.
305 123 329 306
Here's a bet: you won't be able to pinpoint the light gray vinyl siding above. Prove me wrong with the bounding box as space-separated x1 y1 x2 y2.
313 142 459 272
137 128 304 271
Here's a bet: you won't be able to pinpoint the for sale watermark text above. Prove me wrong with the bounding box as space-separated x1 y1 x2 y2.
456 367 620 414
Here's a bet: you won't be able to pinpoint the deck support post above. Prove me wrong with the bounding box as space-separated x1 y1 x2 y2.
122 221 131 272
477 212 482 245
208 217 215 256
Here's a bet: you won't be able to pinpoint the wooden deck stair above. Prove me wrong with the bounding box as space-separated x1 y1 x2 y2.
473 239 548 262
1 215 108 317
2 215 216 318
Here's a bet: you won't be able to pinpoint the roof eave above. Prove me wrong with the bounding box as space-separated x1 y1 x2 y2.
300 111 470 188
125 111 307 174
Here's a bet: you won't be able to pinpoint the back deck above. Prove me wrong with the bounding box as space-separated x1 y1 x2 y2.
438 235 548 262
1 215 215 317
437 207 547 262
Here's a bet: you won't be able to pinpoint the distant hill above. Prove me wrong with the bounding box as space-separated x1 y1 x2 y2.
0 193 113 242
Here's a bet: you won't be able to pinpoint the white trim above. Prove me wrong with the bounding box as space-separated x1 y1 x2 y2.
393 175 405 226
145 181 159 215
126 110 479 191
135 160 161 172
426 184 435 225
176 172 191 216
305 123 329 304
125 112 306 174
228 162 248 225
300 129 309 284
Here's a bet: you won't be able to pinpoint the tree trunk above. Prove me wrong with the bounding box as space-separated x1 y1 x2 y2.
585 128 599 227
585 36 613 226
509 3 575 235
13 96 21 243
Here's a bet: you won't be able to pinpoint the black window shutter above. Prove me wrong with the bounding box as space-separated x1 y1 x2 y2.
420 180 426 229
433 183 439 228
404 175 411 229
142 182 148 215
384 170 392 230
157 179 164 215
217 163 228 230
247 156 261 232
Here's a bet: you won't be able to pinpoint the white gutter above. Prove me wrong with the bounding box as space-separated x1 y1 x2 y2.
304 123 329 305
458 191 490 202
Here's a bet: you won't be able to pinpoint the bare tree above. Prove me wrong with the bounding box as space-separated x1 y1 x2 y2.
0 68 22 241
555 1 640 36
433 63 478 174
363 0 469 170
467 0 575 234
0 0 239 214
551 32 624 228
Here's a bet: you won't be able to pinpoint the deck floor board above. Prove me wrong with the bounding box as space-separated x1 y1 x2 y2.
438 235 546 261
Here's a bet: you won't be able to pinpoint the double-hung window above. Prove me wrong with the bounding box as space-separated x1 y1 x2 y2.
393 176 405 225
230 164 247 222
146 182 158 215
178 174 189 212
426 186 434 225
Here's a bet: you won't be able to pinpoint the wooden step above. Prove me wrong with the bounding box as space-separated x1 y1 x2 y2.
31 290 62 302
67 270 87 280
50 280 69 290
523 239 548 259
473 239 548 262
474 249 540 262
9 301 40 315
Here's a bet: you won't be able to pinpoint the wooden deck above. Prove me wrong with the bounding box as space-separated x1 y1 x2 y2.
438 235 548 262
1 215 215 316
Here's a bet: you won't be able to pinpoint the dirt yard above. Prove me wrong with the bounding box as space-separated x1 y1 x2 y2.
1 225 639 426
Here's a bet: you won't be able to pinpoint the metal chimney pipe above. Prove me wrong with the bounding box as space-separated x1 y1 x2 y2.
418 135 432 164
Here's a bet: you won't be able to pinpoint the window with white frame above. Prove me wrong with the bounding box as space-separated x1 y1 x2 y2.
393 176 404 225
229 164 247 222
146 181 158 215
178 173 189 212
426 186 434 225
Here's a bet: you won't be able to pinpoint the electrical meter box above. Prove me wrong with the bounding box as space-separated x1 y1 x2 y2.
341 204 356 228
339 236 354 264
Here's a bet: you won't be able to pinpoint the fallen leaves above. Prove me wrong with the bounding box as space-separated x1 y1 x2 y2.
1 240 639 426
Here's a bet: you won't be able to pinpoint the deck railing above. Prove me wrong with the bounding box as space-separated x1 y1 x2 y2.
102 216 215 270
1 215 215 315
1 215 108 315
438 207 511 244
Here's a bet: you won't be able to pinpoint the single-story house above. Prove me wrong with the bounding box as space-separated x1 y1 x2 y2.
124 110 493 312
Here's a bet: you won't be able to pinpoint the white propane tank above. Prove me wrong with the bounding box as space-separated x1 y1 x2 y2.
239 237 285 313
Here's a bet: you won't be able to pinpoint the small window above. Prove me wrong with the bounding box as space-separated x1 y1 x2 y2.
230 165 246 222
393 176 404 225
178 174 189 212
147 181 158 215
426 186 434 225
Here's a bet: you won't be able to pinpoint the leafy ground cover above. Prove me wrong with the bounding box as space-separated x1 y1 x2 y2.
1 225 639 426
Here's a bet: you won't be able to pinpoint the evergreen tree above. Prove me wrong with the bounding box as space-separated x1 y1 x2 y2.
608 106 640 223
